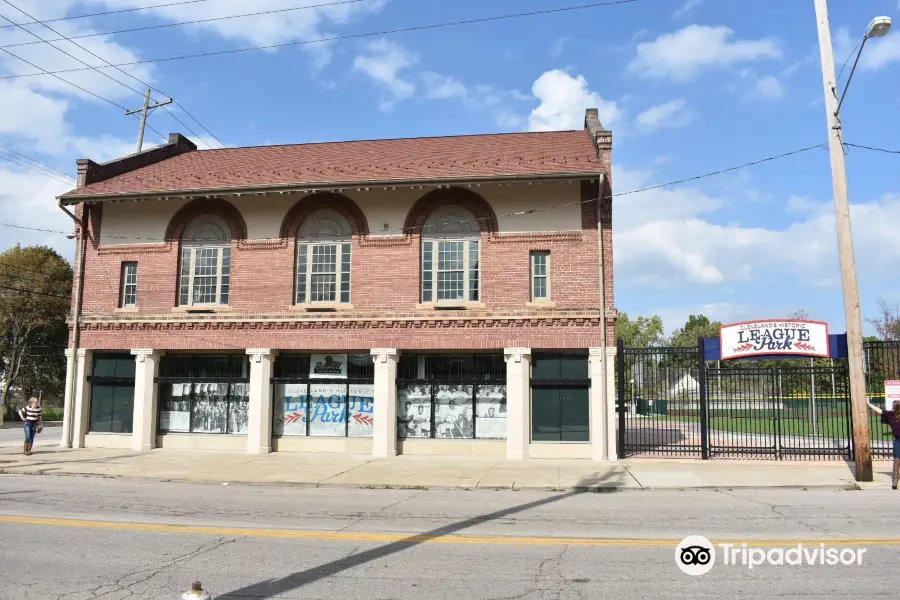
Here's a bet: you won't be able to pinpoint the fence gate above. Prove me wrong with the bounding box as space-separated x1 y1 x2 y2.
615 338 887 461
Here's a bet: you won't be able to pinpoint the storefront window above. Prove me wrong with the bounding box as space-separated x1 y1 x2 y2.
396 354 506 440
157 355 249 434
531 353 590 442
89 354 136 434
273 353 374 437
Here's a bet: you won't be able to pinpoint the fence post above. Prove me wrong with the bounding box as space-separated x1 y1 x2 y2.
698 337 709 460
617 337 625 458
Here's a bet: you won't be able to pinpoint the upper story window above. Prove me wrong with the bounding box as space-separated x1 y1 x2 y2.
296 210 351 305
120 262 137 308
421 206 480 304
530 251 550 301
178 215 231 307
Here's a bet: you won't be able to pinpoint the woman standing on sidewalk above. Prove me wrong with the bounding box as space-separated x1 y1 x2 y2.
867 400 900 489
17 397 42 456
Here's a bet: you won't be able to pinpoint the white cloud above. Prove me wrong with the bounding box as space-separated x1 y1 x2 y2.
528 70 622 131
352 38 416 111
421 72 467 100
673 0 702 19
0 167 77 260
654 303 766 335
785 195 820 213
614 166 900 290
628 25 782 82
750 75 785 100
550 36 570 58
636 98 696 131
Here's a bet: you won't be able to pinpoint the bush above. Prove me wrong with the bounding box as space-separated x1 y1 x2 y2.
6 407 63 421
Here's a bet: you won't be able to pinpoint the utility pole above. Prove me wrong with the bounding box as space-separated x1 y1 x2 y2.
125 88 172 153
813 0 872 481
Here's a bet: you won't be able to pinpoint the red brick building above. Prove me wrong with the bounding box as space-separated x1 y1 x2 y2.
58 108 617 461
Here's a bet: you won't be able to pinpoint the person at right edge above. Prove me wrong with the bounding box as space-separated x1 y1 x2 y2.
867 399 900 489
17 397 42 456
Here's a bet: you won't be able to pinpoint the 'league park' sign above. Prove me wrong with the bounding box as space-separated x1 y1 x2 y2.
719 320 830 360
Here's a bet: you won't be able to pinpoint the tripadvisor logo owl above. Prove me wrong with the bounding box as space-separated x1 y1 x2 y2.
675 536 868 575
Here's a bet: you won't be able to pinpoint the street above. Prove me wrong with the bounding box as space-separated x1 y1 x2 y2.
0 425 61 449
1 475 899 599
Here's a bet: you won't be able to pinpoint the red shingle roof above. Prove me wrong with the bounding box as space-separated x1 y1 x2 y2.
61 130 604 199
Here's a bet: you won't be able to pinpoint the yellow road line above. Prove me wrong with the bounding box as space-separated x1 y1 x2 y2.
2 515 900 548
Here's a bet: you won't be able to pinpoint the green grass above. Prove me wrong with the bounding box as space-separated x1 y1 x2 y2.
661 409 892 441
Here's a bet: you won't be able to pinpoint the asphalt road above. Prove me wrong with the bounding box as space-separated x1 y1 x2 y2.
1 475 900 599
0 425 61 448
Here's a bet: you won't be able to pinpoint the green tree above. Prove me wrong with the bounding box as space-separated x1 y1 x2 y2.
0 245 72 419
668 314 722 347
615 312 665 348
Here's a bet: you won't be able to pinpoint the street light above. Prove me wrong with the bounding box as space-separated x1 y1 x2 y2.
836 16 893 116
812 1 892 482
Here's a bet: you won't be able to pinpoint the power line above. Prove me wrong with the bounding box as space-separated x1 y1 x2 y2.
0 152 76 185
0 1 183 147
837 36 864 82
844 142 900 155
0 0 370 50
0 0 640 80
0 141 827 243
0 145 75 181
0 284 70 300
0 0 211 29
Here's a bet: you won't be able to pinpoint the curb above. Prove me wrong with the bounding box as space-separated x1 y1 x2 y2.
0 468 866 492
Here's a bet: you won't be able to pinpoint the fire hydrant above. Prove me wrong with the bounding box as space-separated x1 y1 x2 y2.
182 581 211 600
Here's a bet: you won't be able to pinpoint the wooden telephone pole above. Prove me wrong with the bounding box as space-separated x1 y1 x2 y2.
812 0 873 481
125 88 172 153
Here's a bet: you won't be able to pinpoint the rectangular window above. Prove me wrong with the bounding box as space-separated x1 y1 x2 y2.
272 353 374 437
178 246 230 306
421 239 480 303
296 243 351 304
396 354 505 440
120 262 137 308
157 354 249 434
530 251 549 301
89 354 136 434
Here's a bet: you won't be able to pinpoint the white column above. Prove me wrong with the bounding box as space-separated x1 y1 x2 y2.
371 348 399 458
131 349 163 452
246 349 278 455
504 348 531 460
71 349 92 449
60 349 76 448
589 347 615 461
606 346 618 461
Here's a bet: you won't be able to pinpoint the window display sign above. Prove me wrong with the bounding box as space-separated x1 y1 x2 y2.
348 384 375 437
274 384 309 436
308 383 347 436
160 382 190 432
309 354 348 379
434 384 474 439
475 385 507 439
398 384 431 438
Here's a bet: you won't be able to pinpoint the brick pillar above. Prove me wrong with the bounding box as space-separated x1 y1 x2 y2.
589 347 616 461
247 349 278 455
504 348 531 460
71 349 93 449
371 349 399 458
131 349 163 452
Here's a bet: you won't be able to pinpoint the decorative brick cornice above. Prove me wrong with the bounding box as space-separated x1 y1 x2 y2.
279 192 370 240
490 232 583 244
97 243 172 255
164 197 248 244
358 235 411 248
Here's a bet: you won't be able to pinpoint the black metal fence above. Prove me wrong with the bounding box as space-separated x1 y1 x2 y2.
617 339 899 461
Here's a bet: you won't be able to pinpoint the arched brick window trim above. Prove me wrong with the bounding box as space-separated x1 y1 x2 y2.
279 192 369 240
165 198 248 243
404 187 499 236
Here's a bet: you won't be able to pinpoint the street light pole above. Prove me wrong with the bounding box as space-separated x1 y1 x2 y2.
811 0 890 482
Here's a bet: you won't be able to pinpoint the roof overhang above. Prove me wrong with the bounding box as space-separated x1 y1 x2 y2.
58 171 607 204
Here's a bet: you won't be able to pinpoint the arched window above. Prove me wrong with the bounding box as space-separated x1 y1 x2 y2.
421 206 480 304
296 210 352 305
178 215 232 306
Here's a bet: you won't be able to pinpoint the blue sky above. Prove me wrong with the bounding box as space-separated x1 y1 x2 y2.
1 0 898 335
